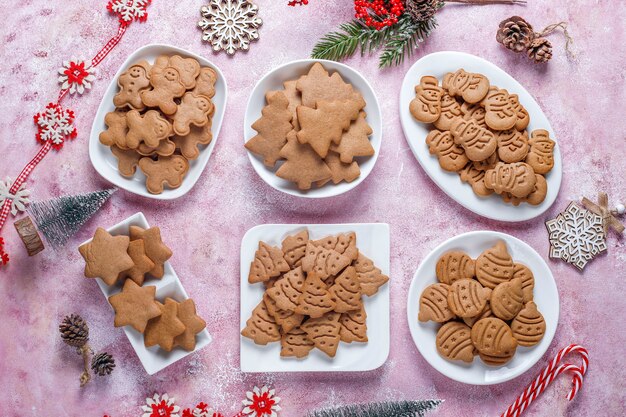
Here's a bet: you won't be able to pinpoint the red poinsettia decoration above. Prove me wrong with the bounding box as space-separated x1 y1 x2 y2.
107 0 152 26
58 59 96 95
242 387 281 417
33 103 77 150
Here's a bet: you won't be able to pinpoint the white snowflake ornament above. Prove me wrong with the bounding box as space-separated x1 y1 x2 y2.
242 386 281 417
0 177 30 216
141 393 180 417
546 202 608 270
198 0 262 55
108 0 151 25
58 58 96 95
34 103 77 150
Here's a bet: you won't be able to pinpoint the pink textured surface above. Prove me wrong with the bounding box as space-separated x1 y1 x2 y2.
0 1 624 416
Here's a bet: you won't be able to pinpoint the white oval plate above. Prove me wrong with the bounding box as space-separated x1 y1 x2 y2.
244 59 382 199
406 231 559 385
89 44 227 200
399 51 562 222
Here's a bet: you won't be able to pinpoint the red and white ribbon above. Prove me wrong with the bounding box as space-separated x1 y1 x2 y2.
501 344 589 417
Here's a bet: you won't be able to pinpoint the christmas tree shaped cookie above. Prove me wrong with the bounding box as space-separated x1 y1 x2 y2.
301 312 342 357
295 62 363 108
275 131 332 190
241 299 282 345
339 306 368 343
295 271 336 318
353 253 389 296
266 266 306 312
280 326 315 358
264 293 304 333
248 241 290 284
329 112 374 163
301 241 352 280
313 232 359 261
281 230 309 268
328 266 362 313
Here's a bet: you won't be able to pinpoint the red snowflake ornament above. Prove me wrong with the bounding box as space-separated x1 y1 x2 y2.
141 393 180 417
33 103 77 150
107 0 151 26
242 386 281 417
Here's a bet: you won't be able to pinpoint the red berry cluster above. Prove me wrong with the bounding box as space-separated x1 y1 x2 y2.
288 0 309 6
0 237 9 265
354 0 405 30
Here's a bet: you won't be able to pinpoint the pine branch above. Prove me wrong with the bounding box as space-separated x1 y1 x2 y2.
306 399 443 417
379 16 438 68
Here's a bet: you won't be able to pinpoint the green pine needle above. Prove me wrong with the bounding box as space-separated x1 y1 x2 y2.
311 14 438 68
306 399 443 417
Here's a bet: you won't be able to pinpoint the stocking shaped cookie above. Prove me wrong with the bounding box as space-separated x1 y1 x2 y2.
245 91 293 167
312 232 358 261
461 102 487 128
513 263 535 302
267 266 306 312
339 306 368 343
329 112 374 163
100 111 129 148
140 57 186 115
471 317 518 366
510 301 546 347
432 94 463 131
248 241 290 284
173 92 213 136
192 66 218 99
295 271 336 318
475 241 514 289
281 230 309 268
443 69 490 103
482 88 517 131
436 251 475 284
418 283 455 322
409 76 444 123
173 123 213 160
509 94 530 131
447 279 492 318
328 266 362 313
138 155 189 194
276 131 332 190
168 55 201 89
113 61 152 110
296 98 365 158
111 145 142 177
296 62 362 108
426 130 469 172
459 163 494 196
526 129 555 174
301 241 351 281
241 299 281 345
450 118 497 162
484 162 536 198
300 312 342 357
126 110 173 149
436 322 474 363
496 130 529 163
491 277 524 320
353 253 389 296
280 327 315 358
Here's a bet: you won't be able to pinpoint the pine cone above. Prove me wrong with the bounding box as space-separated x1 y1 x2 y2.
405 0 442 22
527 38 552 63
496 16 534 53
59 314 89 348
91 352 116 376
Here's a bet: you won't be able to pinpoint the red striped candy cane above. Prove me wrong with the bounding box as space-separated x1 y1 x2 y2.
501 344 589 417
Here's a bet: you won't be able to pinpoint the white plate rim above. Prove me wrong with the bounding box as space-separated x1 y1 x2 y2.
243 59 383 199
89 43 228 200
406 230 559 385
399 51 562 222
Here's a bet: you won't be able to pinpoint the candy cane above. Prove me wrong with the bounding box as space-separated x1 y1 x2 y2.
501 344 589 417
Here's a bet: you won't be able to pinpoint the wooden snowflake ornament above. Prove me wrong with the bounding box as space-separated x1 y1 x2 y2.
198 0 262 55
545 202 607 270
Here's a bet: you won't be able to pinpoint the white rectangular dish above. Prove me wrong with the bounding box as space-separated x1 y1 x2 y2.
80 212 212 375
240 223 390 372
89 44 227 200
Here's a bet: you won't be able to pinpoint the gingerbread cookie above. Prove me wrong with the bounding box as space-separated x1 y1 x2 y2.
459 164 494 196
328 266 362 313
168 55 201 90
462 301 493 327
513 263 535 302
339 306 368 343
111 145 142 177
282 80 302 130
113 60 152 110
264 293 304 333
432 94 463 131
248 241 290 284
484 162 537 198
496 129 529 163
509 94 530 131
329 112 374 163
100 111 129 148
471 317 518 366
491 277 524 320
280 327 315 358
275 131 332 190
172 92 213 136
481 87 517 131
173 298 206 351
418 283 455 323
450 118 497 162
79 227 134 286
267 266 305 312
144 298 186 352
294 271 337 318
118 239 155 286
461 102 487 128
241 299 282 345
510 301 545 347
504 174 548 206
436 321 474 363
443 69 490 104
526 129 555 174
296 62 362 108
301 241 351 281
281 230 309 268
137 137 176 157
436 251 475 284
312 232 358 262
447 279 492 318
472 152 499 171
126 110 172 149
409 76 444 123
129 226 173 279
300 312 341 357
319 152 360 186
192 66 218 98
245 91 293 167
108 280 161 333
172 122 212 160
426 130 469 172
138 155 189 195
353 253 389 296
141 56 186 115
475 241 514 289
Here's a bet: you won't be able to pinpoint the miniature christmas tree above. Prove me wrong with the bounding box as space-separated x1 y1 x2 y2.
28 188 116 248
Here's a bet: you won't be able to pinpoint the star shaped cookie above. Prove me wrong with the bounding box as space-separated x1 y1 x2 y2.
174 299 206 351
119 239 155 286
79 227 134 286
130 226 173 278
144 298 186 352
108 280 162 333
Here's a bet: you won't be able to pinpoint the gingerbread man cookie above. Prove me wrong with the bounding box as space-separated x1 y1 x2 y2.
113 60 152 110
126 110 173 149
172 92 213 136
192 66 218 99
141 56 186 115
99 111 129 148
138 155 189 194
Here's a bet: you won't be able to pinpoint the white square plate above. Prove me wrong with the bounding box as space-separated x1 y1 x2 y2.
80 212 212 375
89 44 227 200
399 51 562 222
244 59 382 199
406 231 559 385
240 223 390 372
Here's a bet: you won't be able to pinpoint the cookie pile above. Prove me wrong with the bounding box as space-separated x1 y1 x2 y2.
78 226 206 352
418 241 546 366
245 63 376 190
410 69 556 206
241 229 389 358
99 55 218 194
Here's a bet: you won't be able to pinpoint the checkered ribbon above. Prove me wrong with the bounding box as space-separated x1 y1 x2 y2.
501 344 589 417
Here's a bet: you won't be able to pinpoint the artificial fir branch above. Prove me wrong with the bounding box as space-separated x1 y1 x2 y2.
379 15 438 67
306 399 443 417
